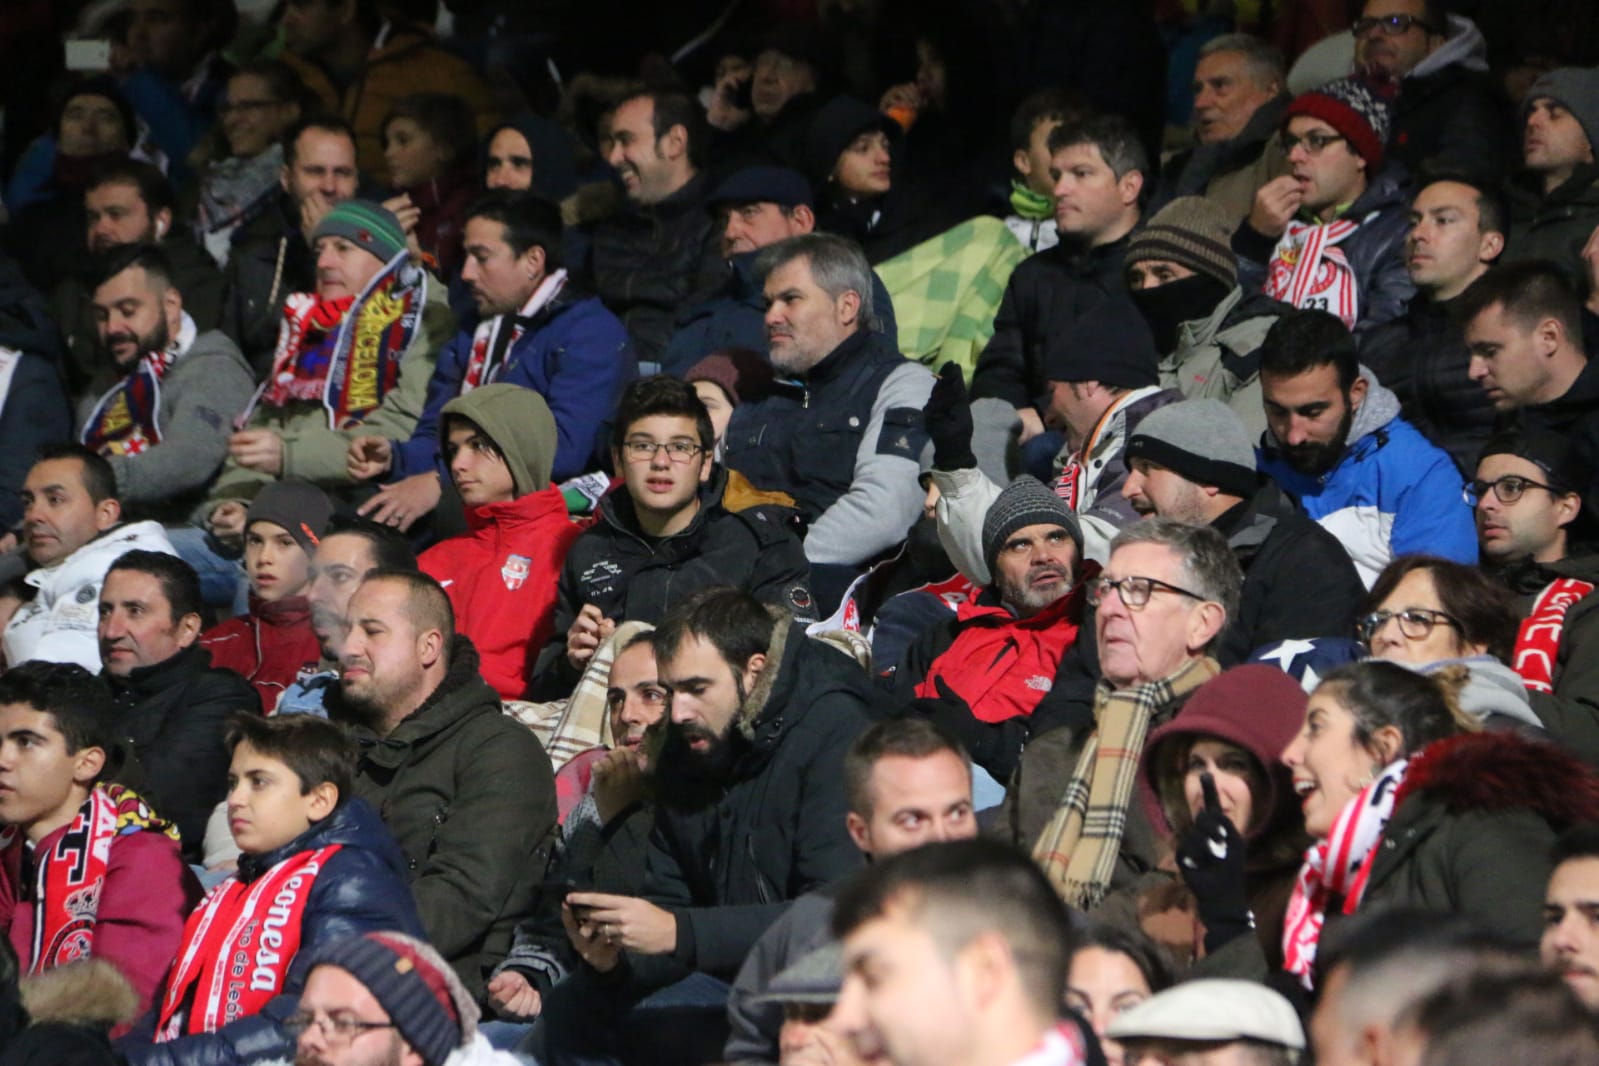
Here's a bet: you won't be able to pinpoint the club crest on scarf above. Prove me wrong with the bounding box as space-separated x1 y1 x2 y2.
1265 219 1361 328
502 553 532 591
81 347 179 456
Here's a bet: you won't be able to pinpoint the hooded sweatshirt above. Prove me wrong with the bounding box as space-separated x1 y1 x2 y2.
419 384 581 699
482 116 578 203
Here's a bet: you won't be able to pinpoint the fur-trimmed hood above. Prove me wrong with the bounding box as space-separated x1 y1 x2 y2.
20 959 139 1029
1396 731 1599 827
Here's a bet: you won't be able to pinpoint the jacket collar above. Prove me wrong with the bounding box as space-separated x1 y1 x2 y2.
464 484 570 533
358 636 497 766
105 641 213 698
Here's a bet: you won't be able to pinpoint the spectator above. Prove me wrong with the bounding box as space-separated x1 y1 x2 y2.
118 0 235 181
1350 0 1513 179
195 60 305 267
200 480 331 712
1002 90 1084 255
4 445 177 672
417 386 580 700
1012 520 1239 912
1359 175 1506 473
1122 399 1365 664
533 376 812 698
739 945 858 1066
1504 69 1599 282
483 116 579 203
884 477 1085 782
335 570 556 1000
277 0 496 185
1392 963 1599 1065
0 255 79 536
722 234 931 608
684 348 776 455
829 839 1090 1066
1237 79 1413 332
381 93 478 280
1280 660 1599 986
1107 980 1304 1066
1256 310 1475 585
1150 35 1291 225
99 550 259 862
542 589 869 1066
347 191 633 528
122 713 425 1066
0 660 200 1021
1542 825 1599 1010
725 718 977 1064
80 245 255 525
1125 196 1289 440
1461 262 1599 503
1065 925 1176 1066
220 116 361 373
584 87 725 369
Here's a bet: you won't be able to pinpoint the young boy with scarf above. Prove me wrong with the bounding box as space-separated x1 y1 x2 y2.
0 661 200 1027
120 713 424 1066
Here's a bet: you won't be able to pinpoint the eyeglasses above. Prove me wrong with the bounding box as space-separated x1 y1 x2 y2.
1087 575 1206 610
1357 607 1462 643
218 99 281 116
1351 13 1436 36
1279 131 1347 155
1464 475 1561 505
621 440 704 463
283 1012 398 1045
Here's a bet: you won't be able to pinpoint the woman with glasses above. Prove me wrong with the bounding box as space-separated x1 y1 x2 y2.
195 60 307 267
1279 659 1599 988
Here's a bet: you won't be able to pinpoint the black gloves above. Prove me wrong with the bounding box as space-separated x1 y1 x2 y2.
1177 772 1254 955
923 362 976 472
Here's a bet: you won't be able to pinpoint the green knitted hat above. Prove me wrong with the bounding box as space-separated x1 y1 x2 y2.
312 199 407 264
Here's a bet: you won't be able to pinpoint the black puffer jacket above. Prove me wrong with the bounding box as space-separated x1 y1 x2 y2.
1382 18 1515 181
1359 293 1498 474
1519 358 1599 506
105 643 261 863
1506 164 1599 286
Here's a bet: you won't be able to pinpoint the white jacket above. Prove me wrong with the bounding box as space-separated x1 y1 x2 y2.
2 520 177 672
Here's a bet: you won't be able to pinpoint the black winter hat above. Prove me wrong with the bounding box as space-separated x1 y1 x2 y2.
1042 294 1160 388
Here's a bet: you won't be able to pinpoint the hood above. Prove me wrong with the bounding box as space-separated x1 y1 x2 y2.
19 958 138 1030
803 95 900 186
27 520 175 587
441 383 557 496
484 114 578 202
1395 730 1599 826
1415 656 1542 729
1347 165 1409 217
236 795 408 883
1407 14 1489 79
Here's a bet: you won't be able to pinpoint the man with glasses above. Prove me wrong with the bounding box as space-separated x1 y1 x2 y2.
531 376 812 699
1005 518 1241 911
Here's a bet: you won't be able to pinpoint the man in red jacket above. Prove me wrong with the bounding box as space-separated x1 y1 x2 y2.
419 383 580 699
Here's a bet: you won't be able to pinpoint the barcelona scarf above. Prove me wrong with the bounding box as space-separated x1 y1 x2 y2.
249 250 425 429
80 315 196 457
0 784 177 973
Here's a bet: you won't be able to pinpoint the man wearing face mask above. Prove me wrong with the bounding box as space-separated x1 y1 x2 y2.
1125 196 1290 441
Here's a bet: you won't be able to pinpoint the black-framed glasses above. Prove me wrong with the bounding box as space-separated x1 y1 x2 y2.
1279 131 1347 155
1087 575 1206 610
1464 475 1560 505
621 439 704 463
1351 13 1436 36
283 1012 398 1045
1357 607 1462 643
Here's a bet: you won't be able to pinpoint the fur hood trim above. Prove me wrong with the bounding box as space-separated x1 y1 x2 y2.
1396 731 1599 827
20 959 139 1029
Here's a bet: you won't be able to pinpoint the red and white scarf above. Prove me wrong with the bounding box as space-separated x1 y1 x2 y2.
1265 217 1362 328
1514 578 1596 693
80 314 196 457
1282 758 1408 987
461 269 568 392
1009 1023 1088 1066
0 784 176 973
156 844 340 1039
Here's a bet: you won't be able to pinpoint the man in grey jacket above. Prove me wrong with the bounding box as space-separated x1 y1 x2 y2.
79 243 255 525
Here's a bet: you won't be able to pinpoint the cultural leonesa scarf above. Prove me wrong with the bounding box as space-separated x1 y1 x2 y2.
81 314 197 457
1513 578 1595 693
461 269 568 391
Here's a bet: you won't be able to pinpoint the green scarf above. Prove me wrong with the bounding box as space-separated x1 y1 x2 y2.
1010 180 1054 221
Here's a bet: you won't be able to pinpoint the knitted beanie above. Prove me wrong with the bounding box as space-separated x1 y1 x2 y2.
245 479 333 556
307 932 480 1066
981 475 1083 576
1523 68 1599 162
1284 78 1391 169
312 199 408 263
684 347 777 407
1125 399 1260 498
1126 197 1239 290
1042 294 1161 388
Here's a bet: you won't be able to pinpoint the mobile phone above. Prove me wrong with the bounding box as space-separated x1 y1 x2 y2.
65 40 112 72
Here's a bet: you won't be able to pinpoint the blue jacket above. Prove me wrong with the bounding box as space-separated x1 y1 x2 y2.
1258 370 1475 586
390 288 635 484
120 798 424 1066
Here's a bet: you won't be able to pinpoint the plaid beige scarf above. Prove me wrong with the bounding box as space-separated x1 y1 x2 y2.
1033 657 1220 908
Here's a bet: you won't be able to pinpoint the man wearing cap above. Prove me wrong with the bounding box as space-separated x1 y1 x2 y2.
1505 68 1599 281
744 944 870 1066
1474 429 1599 765
1126 196 1290 440
1106 978 1304 1066
1236 78 1413 333
201 198 452 548
1123 398 1365 665
346 191 633 532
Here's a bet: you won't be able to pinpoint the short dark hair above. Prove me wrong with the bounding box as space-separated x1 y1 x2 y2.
229 57 310 114
843 718 971 818
618 87 707 168
1046 114 1149 183
612 376 714 454
463 190 564 271
1364 555 1519 661
1552 824 1599 867
35 443 117 505
94 242 177 294
1400 964 1599 1066
833 839 1076 1020
1068 922 1178 996
651 587 775 677
1415 171 1508 238
86 157 176 219
0 660 118 764
381 92 478 172
106 549 203 624
1314 660 1469 758
322 514 418 572
360 569 454 650
1259 309 1360 393
1008 88 1091 155
1454 261 1585 345
225 711 355 802
283 113 358 168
